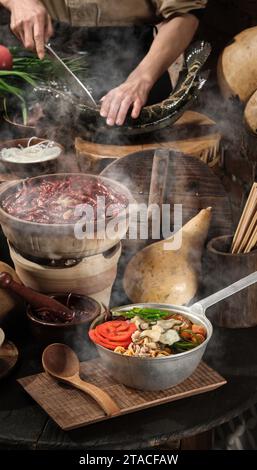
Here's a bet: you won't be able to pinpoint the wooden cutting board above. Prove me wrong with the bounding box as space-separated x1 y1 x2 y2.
18 360 226 431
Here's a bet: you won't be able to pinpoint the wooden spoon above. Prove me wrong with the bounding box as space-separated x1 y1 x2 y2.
0 272 74 321
42 343 120 416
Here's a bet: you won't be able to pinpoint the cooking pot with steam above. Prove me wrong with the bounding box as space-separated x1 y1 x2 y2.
0 173 135 260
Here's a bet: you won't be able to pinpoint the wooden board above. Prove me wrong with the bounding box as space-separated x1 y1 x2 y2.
18 360 226 431
0 341 19 380
76 111 221 174
102 149 233 244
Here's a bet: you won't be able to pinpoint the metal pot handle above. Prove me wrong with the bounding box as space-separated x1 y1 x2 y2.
191 271 257 316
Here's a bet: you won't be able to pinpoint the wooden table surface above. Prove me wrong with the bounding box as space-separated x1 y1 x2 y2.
1 308 257 450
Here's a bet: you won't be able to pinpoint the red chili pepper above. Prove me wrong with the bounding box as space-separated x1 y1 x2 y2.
4 176 128 224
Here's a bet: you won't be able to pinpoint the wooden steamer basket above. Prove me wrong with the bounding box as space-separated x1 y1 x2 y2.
205 235 257 328
9 242 121 307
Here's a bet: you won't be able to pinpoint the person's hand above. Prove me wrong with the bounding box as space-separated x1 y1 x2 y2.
100 75 152 126
3 0 53 59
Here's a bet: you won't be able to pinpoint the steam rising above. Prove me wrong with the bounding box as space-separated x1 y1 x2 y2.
0 17 243 344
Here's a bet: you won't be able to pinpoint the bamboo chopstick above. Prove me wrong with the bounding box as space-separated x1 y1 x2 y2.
237 211 257 253
231 183 257 252
244 225 257 253
231 182 257 254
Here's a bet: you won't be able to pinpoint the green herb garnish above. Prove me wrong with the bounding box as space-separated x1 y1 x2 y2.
173 341 197 351
112 307 173 321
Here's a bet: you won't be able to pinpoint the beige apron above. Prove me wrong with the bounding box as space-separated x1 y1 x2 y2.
40 0 207 26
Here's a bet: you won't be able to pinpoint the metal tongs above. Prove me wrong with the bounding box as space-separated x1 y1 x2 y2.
45 43 97 107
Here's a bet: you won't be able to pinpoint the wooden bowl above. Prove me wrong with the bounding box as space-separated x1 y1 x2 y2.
206 234 257 328
27 293 103 358
0 138 63 178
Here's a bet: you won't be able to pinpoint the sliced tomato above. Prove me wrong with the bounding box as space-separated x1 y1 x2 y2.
89 329 114 349
89 320 136 350
90 328 130 350
95 321 136 342
94 328 130 347
192 324 207 337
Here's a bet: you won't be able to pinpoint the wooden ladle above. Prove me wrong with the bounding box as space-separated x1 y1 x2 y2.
42 343 120 416
0 272 74 322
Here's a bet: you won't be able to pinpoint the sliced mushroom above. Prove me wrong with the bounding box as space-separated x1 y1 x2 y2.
159 329 180 346
140 325 163 342
157 319 182 330
130 315 143 329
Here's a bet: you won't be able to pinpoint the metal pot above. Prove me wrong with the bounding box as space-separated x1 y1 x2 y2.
92 272 257 391
0 138 63 177
0 173 135 260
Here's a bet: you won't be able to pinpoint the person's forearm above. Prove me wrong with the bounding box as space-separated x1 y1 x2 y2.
129 14 199 86
100 13 199 126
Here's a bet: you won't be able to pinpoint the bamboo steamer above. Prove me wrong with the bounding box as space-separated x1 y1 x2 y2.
9 243 122 307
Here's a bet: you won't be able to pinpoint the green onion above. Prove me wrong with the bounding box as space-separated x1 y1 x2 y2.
0 47 88 125
173 341 197 351
112 307 173 321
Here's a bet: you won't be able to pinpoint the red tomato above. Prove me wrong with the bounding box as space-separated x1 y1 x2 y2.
89 329 130 350
89 320 136 350
0 45 13 70
96 321 136 342
192 324 207 337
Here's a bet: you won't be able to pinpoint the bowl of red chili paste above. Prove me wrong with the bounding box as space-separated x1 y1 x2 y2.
27 293 106 357
0 173 134 260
